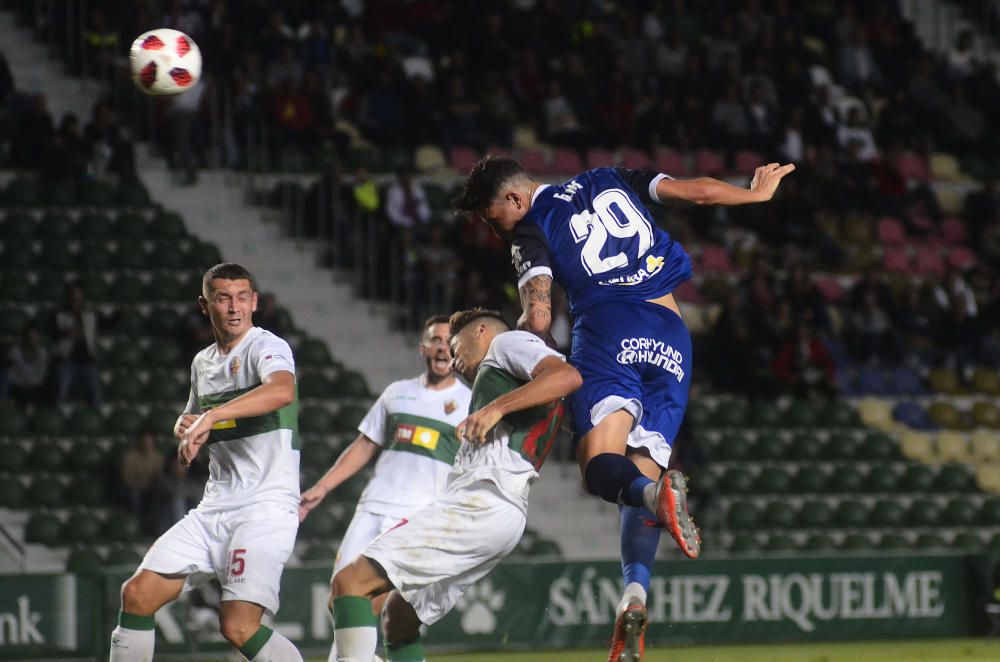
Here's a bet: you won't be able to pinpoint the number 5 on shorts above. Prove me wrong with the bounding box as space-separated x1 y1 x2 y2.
230 548 247 576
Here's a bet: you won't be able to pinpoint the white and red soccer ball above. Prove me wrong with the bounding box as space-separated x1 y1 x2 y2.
129 28 202 96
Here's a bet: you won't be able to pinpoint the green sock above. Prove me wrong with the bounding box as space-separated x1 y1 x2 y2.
239 625 273 660
332 596 378 660
387 637 425 661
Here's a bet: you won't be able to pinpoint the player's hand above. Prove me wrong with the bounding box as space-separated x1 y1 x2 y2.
173 413 200 441
178 410 214 466
456 404 504 444
298 484 329 521
749 162 795 201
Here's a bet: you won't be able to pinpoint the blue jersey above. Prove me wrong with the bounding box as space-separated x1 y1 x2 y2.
510 167 692 316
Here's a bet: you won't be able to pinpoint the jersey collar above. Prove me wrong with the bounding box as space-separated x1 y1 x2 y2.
530 184 550 206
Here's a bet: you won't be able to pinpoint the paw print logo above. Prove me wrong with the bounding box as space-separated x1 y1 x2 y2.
456 579 505 635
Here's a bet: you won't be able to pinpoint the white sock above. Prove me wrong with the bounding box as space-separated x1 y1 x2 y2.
250 630 304 662
327 641 338 662
333 626 377 662
109 624 155 662
642 482 658 513
617 582 648 616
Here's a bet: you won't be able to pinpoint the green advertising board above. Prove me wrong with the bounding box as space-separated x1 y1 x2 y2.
0 554 988 659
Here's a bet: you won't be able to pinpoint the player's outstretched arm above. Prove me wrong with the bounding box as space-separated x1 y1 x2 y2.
517 274 553 335
656 162 795 206
299 435 380 521
457 356 582 443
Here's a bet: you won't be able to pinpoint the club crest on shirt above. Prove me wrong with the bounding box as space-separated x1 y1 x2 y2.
230 357 241 378
444 399 458 415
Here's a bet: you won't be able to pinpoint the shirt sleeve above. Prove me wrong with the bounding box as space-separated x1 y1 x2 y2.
357 387 391 447
252 334 296 380
615 167 674 206
510 222 553 289
487 331 565 381
184 362 199 414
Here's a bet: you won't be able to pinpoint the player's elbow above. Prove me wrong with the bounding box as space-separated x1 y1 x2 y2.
685 180 717 205
562 365 583 396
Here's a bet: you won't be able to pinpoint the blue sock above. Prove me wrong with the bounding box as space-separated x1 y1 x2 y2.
620 504 661 592
584 453 652 507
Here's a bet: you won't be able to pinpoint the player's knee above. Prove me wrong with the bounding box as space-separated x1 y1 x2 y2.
120 573 158 615
584 452 642 503
218 615 257 648
331 565 360 598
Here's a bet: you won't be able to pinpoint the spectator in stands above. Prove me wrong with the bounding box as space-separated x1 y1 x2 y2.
1 324 49 408
120 431 164 525
894 282 936 351
51 284 102 409
772 322 837 396
84 101 136 180
154 456 205 534
945 29 978 81
838 27 881 90
352 166 380 214
848 290 898 363
940 84 986 152
836 107 878 163
166 81 205 186
43 112 88 181
385 168 431 230
10 93 53 170
543 81 585 149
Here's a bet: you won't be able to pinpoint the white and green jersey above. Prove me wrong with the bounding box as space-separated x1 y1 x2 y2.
356 376 471 519
185 326 299 513
451 331 567 513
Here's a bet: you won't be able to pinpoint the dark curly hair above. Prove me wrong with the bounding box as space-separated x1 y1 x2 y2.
452 154 529 219
448 308 511 338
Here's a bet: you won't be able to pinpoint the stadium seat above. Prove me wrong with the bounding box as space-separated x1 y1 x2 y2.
788 432 825 461
78 179 114 207
297 371 336 400
517 148 549 175
1 211 37 239
29 476 68 507
29 440 66 470
914 245 946 277
79 211 116 238
798 500 834 528
928 401 963 429
105 546 143 567
939 216 966 244
973 369 1000 396
116 211 151 239
301 440 336 469
947 246 977 271
299 406 334 435
67 407 104 437
714 399 749 428
107 512 142 543
25 513 62 546
900 431 935 463
915 533 948 550
0 411 28 438
936 431 971 463
585 148 616 169
449 147 479 173
890 367 924 396
859 398 894 430
714 431 753 462
552 148 583 174
69 474 106 506
700 245 736 273
299 508 338 539
906 499 941 527
734 151 763 174
943 498 978 526
720 467 754 494
38 241 76 271
824 431 863 460
0 478 26 508
146 370 188 403
972 431 1000 463
66 547 104 573
860 431 897 461
69 442 106 474
928 368 961 395
793 467 829 494
619 147 650 169
414 145 446 172
865 463 901 492
65 512 104 544
804 533 836 552
834 500 868 528
856 367 889 395
882 246 912 274
952 531 982 549
755 435 786 460
759 467 793 494
107 406 147 436
973 402 1000 428
826 468 865 494
685 401 712 428
332 370 370 398
877 217 907 245
299 543 337 562
106 340 144 370
784 400 816 427
870 499 905 527
145 407 180 435
0 272 33 302
879 532 911 550
727 502 760 530
896 151 930 182
901 465 936 491
980 498 1000 525
894 401 932 429
151 211 187 239
976 463 1000 493
840 533 876 551
694 149 726 176
728 535 761 554
764 533 796 552
296 339 334 367
930 153 962 181
654 147 687 176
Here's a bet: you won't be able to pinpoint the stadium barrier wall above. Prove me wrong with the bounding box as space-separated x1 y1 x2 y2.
0 554 994 658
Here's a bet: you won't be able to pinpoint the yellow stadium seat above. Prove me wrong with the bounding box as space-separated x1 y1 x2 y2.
928 401 964 429
859 398 894 431
930 153 961 180
513 126 541 150
935 187 964 215
973 401 1000 428
414 145 447 173
972 430 1000 463
928 368 961 395
900 431 936 464
973 368 1000 396
936 431 971 464
975 463 1000 494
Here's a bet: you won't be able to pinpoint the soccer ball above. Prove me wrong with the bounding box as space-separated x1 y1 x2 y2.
129 28 202 96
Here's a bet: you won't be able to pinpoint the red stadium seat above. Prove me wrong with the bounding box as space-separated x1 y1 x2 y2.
941 217 967 244
654 147 687 176
672 279 704 304
586 148 616 169
518 149 549 174
896 151 930 182
877 217 907 245
814 277 845 303
551 148 583 175
700 245 736 273
734 150 763 174
450 146 479 173
620 147 651 169
910 215 935 233
913 245 946 276
947 246 977 271
882 246 912 274
694 149 727 176
485 145 511 159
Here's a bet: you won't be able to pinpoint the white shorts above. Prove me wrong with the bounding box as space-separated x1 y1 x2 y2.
591 395 672 469
139 502 298 615
362 479 525 626
333 509 404 575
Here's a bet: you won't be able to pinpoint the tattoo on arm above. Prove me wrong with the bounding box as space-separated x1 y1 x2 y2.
518 275 553 333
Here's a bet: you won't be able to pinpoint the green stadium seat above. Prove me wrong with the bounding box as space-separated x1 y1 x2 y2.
938 464 974 492
105 372 146 404
146 407 181 435
298 372 336 400
110 407 148 438
299 508 337 539
28 477 67 507
906 499 941 527
297 339 334 367
990 532 1000 548
865 464 901 492
299 544 336 562
952 531 982 549
106 512 142 543
25 513 62 546
0 478 26 507
728 535 761 554
47 180 76 207
148 370 188 403
804 533 836 551
0 306 29 338
0 241 36 271
29 441 66 470
114 239 150 271
826 468 864 494
720 467 754 494
116 181 151 207
980 498 1000 525
0 272 33 302
530 539 563 557
758 467 793 494
0 411 29 438
37 241 76 271
763 501 796 528
190 241 223 267
33 271 67 302
75 271 111 302
823 432 862 460
685 402 713 428
105 546 143 567
69 442 106 474
151 211 187 239
66 547 104 573
788 432 825 461
784 400 816 427
106 340 143 369
689 469 718 495
68 472 106 506
973 368 1000 396
41 211 76 239
150 343 184 369
870 499 905 527
793 466 828 494
78 211 116 238
915 533 948 550
77 180 114 207
944 498 978 526
299 406 334 434
333 371 370 398
714 431 753 462
834 500 869 528
860 432 897 461
901 465 936 492
727 502 760 530
76 240 115 271
751 402 782 428
66 512 104 544
797 500 834 528
115 212 151 238
156 273 188 302
334 404 369 434
755 435 787 461
301 440 336 469
879 533 911 550
764 533 796 552
841 533 875 551
713 399 748 428
148 241 190 270
67 408 104 437
1 211 37 238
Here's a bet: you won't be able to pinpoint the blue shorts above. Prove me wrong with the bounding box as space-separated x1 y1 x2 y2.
569 300 692 468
